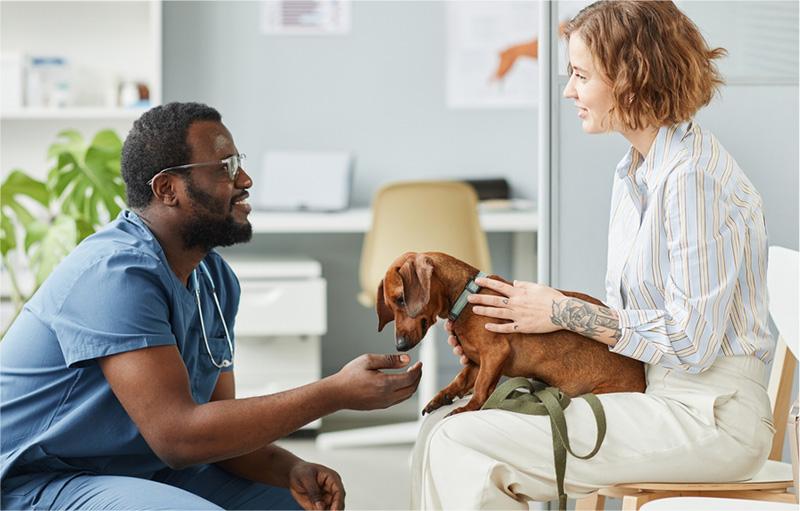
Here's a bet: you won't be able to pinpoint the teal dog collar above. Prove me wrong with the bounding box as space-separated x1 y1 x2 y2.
448 271 488 321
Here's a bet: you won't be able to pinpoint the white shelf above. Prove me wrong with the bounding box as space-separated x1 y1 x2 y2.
248 209 371 233
1 106 152 121
247 207 538 234
0 0 162 180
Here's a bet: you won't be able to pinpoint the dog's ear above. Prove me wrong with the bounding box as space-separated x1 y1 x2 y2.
400 254 434 318
376 279 394 332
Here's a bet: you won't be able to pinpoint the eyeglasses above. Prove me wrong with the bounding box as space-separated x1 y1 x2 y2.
147 154 246 185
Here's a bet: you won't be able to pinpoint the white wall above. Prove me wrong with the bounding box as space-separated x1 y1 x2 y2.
163 1 539 386
162 1 539 207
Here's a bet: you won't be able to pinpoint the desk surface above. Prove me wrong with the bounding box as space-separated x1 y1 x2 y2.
248 207 538 233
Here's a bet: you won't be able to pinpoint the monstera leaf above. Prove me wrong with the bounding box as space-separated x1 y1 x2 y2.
0 171 49 255
0 129 126 334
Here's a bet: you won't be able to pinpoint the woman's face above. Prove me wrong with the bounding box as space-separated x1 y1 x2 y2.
563 32 615 134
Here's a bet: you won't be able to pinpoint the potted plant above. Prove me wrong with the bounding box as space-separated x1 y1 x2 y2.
0 129 126 335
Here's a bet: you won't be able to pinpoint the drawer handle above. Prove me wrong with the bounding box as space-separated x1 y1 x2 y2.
246 289 285 306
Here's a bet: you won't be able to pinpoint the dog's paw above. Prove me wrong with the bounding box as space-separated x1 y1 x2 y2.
444 400 482 417
421 401 441 416
445 406 471 417
421 392 458 416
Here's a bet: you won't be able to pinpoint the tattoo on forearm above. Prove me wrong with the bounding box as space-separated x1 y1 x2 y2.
551 298 621 342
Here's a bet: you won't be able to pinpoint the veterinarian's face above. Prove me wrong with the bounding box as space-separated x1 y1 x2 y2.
563 32 614 134
179 121 253 251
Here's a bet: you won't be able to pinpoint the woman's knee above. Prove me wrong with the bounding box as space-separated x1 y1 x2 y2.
426 413 506 471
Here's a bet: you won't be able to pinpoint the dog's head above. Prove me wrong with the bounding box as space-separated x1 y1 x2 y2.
376 252 445 352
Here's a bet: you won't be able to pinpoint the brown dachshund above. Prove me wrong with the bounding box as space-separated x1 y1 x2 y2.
376 251 646 415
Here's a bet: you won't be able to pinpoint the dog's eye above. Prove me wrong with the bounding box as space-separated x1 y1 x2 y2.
397 296 405 307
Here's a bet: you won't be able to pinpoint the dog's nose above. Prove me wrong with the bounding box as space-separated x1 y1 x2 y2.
396 338 411 352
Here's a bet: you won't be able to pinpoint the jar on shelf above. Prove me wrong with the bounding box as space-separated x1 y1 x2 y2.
119 80 151 108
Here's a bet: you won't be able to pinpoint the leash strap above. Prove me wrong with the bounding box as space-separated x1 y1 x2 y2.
481 377 607 511
448 271 489 321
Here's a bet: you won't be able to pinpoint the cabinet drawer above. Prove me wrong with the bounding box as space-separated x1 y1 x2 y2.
234 335 321 395
235 278 326 336
234 335 322 429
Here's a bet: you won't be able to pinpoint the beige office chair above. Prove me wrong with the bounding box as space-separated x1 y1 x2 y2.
575 246 799 510
316 180 492 449
358 180 492 307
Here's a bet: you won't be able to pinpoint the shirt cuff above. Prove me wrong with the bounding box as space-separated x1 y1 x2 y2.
609 308 663 357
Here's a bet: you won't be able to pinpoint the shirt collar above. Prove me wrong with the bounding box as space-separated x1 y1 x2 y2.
616 122 693 191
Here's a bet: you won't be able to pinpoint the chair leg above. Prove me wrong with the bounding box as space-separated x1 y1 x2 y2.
575 492 605 510
621 494 647 511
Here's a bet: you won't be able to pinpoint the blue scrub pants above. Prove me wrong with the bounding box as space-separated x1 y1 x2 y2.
2 464 303 510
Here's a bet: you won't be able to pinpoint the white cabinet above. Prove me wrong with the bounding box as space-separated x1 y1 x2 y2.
234 260 327 337
227 257 326 430
0 0 162 180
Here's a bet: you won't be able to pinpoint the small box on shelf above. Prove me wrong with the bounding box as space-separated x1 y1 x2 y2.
1 53 24 111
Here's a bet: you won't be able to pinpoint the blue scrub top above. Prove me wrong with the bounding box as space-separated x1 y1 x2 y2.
0 211 240 484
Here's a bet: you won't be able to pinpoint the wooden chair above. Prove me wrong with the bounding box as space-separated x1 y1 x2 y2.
575 246 799 510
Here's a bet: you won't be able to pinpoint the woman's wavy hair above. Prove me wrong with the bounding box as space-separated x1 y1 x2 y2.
564 1 727 131
121 102 221 209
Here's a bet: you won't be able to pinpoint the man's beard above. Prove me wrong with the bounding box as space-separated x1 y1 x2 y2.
180 178 252 252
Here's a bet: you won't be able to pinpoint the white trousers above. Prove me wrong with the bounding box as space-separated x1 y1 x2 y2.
410 356 774 510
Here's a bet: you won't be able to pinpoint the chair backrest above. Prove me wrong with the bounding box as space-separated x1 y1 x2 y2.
358 180 492 307
766 246 799 461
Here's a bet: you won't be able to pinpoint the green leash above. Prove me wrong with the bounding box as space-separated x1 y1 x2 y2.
481 377 607 511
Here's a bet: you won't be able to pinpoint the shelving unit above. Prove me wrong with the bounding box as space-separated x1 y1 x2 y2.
0 0 162 180
1 107 152 121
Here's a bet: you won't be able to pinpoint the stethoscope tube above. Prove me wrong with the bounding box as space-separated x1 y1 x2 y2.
193 261 234 369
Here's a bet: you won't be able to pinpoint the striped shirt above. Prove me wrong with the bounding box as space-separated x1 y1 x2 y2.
606 122 773 372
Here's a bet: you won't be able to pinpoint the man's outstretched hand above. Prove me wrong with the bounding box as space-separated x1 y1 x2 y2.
332 354 422 411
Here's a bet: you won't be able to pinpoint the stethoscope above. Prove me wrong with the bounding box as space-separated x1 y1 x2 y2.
192 261 234 369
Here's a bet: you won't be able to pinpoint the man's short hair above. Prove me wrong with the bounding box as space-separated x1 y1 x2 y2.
121 102 222 209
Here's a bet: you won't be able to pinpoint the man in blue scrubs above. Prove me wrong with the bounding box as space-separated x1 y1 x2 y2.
1 102 422 510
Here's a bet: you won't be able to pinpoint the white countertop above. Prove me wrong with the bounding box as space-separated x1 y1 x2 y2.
247 206 538 234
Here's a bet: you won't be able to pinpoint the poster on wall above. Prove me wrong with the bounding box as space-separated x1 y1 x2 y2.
674 0 798 80
260 0 351 35
446 1 539 109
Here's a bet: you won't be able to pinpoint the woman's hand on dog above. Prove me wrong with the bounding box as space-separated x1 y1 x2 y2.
445 320 470 366
468 278 567 334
